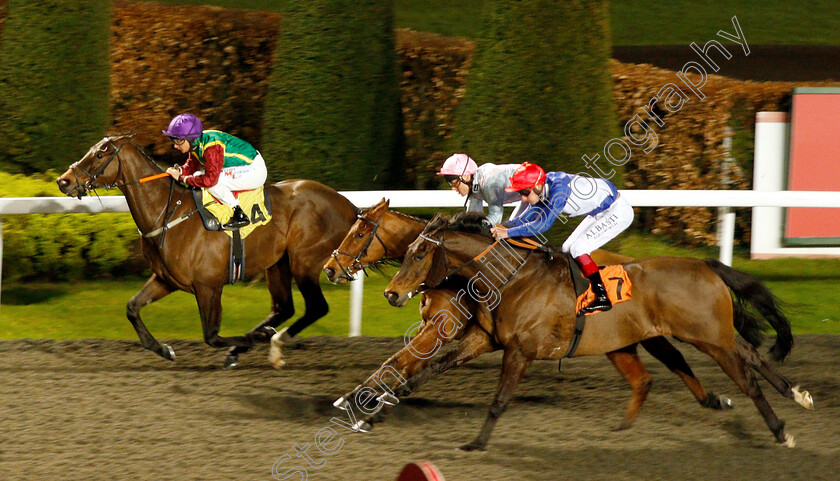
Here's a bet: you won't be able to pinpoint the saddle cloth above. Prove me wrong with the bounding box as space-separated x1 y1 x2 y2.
194 186 271 239
574 264 633 316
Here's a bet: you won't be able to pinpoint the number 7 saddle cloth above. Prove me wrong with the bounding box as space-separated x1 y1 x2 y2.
574 264 633 316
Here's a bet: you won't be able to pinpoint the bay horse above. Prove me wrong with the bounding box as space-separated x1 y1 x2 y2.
56 133 358 367
381 212 812 450
327 199 737 430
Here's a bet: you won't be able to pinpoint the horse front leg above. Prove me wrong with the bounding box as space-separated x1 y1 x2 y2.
195 284 264 350
127 274 177 361
606 344 652 430
333 315 452 412
353 325 497 432
461 344 532 451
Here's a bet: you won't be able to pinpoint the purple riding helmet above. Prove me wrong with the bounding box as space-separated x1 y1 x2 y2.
162 114 203 140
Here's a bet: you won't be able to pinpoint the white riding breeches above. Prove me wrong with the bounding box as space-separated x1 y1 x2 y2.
206 153 268 207
562 195 634 258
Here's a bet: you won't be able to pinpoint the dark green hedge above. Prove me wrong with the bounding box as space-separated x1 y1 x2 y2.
447 0 619 244
261 0 404 190
0 172 142 281
0 0 110 174
449 0 618 177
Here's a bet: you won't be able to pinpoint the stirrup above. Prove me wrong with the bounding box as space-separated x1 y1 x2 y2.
223 217 250 230
577 299 612 316
223 208 250 230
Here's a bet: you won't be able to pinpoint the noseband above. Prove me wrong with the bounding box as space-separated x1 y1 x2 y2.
404 233 534 299
331 214 398 280
69 140 125 196
68 138 196 247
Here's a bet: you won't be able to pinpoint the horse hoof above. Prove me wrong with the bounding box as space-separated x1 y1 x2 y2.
268 352 286 370
251 326 278 344
352 420 372 433
613 421 633 432
333 397 349 410
268 334 285 369
377 392 399 406
224 354 239 369
161 344 176 361
458 441 485 452
719 395 734 410
277 327 301 349
792 385 814 410
780 433 796 448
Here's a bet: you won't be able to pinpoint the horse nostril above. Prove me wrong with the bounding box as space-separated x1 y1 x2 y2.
384 291 397 302
324 267 335 279
57 178 68 186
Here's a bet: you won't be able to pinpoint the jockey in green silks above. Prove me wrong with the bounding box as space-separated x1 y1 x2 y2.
162 113 267 230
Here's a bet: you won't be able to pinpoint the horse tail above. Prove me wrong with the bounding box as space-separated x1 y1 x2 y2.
703 259 793 361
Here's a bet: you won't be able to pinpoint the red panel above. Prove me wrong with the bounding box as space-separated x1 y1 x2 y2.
785 92 840 242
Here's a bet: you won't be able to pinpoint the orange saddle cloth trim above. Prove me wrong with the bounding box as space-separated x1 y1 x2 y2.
575 264 633 316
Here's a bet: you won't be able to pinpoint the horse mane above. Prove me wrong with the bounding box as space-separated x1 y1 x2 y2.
105 132 168 174
431 210 562 260
447 211 493 237
424 211 491 238
357 205 427 225
106 131 138 143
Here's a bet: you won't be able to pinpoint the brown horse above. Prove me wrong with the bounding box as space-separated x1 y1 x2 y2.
327 200 737 430
380 212 812 450
56 133 358 367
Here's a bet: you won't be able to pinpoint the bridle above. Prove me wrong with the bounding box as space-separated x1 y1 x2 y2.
68 137 197 246
68 140 127 196
331 214 398 280
402 231 534 300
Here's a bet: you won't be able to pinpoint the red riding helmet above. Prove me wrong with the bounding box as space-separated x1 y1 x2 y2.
505 162 546 192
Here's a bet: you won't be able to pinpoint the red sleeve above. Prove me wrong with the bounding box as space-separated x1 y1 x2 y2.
183 145 224 188
180 152 200 177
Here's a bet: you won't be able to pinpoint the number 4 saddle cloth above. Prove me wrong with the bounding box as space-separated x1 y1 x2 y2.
574 264 633 316
194 187 272 239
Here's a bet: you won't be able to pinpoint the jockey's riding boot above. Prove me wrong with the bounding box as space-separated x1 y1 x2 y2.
579 271 612 315
223 205 250 230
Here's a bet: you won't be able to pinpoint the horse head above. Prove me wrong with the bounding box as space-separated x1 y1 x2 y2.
383 213 454 307
56 133 138 198
324 198 391 283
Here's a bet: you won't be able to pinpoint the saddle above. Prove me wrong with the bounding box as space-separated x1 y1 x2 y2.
562 254 633 357
193 187 272 237
193 187 272 284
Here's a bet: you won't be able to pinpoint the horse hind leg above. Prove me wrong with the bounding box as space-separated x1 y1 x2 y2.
698 341 794 447
640 337 733 410
227 256 295 368
606 344 652 430
736 337 814 410
282 275 329 341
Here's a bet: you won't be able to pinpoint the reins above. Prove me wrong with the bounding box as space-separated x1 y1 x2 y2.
405 234 539 299
74 137 199 246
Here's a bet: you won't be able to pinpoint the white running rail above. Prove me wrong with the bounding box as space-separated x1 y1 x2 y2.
3 190 840 334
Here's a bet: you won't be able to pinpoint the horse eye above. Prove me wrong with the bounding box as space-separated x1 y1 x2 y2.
356 232 364 239
96 154 103 159
414 253 426 261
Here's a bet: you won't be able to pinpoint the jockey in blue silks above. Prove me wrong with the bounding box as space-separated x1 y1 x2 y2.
490 161 634 314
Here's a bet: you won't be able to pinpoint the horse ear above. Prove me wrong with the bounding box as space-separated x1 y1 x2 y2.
424 242 448 288
368 198 389 219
